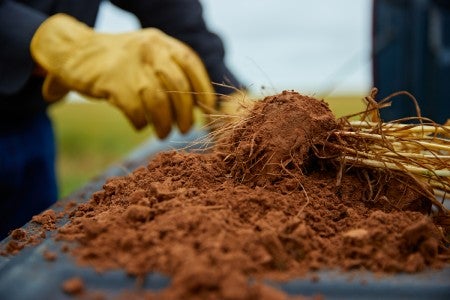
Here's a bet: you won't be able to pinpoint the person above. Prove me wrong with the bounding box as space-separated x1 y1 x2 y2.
0 0 242 239
372 0 450 124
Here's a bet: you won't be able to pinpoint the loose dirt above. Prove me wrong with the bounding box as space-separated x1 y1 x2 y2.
3 91 449 299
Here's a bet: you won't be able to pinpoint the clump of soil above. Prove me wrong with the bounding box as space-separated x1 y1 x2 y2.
62 277 84 296
0 210 62 256
218 91 338 185
5 91 450 298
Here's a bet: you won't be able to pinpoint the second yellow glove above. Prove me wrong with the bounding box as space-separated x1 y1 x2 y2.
31 14 215 138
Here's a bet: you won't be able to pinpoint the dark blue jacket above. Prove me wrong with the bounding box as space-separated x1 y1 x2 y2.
0 0 240 125
372 0 450 123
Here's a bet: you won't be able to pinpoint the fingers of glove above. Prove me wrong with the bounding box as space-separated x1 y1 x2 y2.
169 41 215 114
42 75 70 102
155 60 194 134
109 92 148 130
140 87 173 139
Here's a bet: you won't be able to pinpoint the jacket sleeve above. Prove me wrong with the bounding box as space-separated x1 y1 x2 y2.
110 0 242 95
0 0 47 95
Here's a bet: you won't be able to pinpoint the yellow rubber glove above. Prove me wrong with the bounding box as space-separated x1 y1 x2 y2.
30 14 215 138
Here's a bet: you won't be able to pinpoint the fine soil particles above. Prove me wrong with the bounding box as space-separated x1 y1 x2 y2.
3 91 450 299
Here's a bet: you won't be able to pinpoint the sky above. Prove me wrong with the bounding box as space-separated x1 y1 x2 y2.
95 0 373 97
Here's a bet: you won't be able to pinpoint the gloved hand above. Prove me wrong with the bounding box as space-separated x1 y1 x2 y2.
31 14 215 138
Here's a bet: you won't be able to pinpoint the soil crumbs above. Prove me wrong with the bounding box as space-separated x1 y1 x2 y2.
5 91 450 299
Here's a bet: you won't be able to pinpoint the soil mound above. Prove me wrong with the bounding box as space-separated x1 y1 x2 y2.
5 91 449 299
218 90 338 186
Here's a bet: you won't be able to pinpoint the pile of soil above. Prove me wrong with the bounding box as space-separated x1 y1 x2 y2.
4 91 450 299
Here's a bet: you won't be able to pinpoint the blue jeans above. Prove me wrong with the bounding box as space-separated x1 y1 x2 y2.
0 112 57 239
373 0 450 124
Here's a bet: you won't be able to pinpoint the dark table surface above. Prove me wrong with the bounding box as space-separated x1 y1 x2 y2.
0 130 449 300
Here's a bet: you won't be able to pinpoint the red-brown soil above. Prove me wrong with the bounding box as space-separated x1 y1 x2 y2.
4 91 450 299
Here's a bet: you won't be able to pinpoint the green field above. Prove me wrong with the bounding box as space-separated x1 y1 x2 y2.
48 94 366 198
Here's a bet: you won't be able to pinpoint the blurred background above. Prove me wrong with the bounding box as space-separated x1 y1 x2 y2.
50 0 372 197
